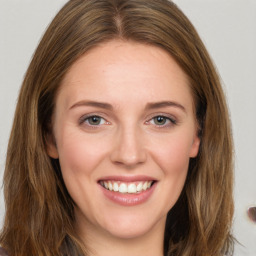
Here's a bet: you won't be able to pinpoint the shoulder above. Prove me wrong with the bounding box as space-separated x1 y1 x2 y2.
0 248 8 256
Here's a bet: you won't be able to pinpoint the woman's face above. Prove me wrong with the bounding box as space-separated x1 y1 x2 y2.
48 40 200 241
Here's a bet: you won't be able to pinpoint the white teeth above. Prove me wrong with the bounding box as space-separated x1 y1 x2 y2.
142 182 148 191
113 182 119 192
108 181 113 191
101 180 154 194
128 183 137 193
119 183 128 193
136 182 143 192
104 181 108 189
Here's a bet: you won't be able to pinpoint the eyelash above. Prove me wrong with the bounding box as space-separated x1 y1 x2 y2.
146 115 177 128
79 114 109 127
79 114 177 128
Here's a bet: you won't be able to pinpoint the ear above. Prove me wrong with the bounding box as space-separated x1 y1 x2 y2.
45 132 59 159
189 134 200 158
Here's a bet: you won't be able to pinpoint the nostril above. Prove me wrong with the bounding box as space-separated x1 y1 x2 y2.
247 207 256 223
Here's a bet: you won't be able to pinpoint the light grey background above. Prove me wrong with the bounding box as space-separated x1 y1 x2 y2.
0 0 255 255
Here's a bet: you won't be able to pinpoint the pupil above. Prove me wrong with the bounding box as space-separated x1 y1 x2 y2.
155 116 166 125
89 116 101 125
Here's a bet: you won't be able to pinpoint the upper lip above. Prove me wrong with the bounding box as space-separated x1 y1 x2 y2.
98 175 157 182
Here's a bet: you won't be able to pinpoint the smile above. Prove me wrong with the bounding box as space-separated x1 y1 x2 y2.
99 180 154 194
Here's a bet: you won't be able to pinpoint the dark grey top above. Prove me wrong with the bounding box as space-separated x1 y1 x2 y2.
0 248 8 256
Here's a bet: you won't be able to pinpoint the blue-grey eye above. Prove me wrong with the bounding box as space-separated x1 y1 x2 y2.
153 116 169 125
86 116 104 125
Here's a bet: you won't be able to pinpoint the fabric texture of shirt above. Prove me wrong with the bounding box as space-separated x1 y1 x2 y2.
0 248 8 256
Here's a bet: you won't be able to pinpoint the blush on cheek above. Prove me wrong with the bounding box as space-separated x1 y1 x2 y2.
58 133 108 177
153 139 191 175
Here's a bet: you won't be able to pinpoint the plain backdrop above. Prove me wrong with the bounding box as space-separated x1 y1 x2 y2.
0 0 256 255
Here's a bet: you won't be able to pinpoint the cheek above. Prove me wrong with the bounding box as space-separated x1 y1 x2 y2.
145 133 192 213
149 132 193 175
55 129 110 198
56 130 111 211
57 129 105 173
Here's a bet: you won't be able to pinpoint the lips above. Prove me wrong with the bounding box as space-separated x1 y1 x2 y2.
98 176 157 206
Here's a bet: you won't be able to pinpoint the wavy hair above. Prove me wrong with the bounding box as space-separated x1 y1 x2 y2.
0 0 234 255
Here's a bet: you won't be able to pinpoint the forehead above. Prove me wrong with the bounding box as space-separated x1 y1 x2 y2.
63 40 189 84
57 40 193 111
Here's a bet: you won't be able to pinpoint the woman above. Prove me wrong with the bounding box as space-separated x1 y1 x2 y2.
0 0 234 255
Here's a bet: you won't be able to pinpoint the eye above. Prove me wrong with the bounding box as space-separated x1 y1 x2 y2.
153 116 169 125
81 115 108 126
148 115 176 127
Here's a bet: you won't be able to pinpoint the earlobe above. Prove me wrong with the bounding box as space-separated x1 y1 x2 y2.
46 133 59 159
189 135 200 158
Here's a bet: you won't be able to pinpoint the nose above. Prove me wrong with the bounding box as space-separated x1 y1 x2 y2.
110 126 147 168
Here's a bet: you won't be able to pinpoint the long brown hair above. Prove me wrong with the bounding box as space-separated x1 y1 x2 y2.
0 0 234 255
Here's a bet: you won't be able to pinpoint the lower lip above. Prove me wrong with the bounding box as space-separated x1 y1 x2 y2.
100 182 157 206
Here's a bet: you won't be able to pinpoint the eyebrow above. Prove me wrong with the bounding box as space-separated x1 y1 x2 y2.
145 101 186 113
69 100 113 110
69 100 186 113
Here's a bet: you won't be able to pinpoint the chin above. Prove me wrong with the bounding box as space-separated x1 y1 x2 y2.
105 223 156 240
98 210 166 240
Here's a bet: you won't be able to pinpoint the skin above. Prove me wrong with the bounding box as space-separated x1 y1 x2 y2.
47 40 200 256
